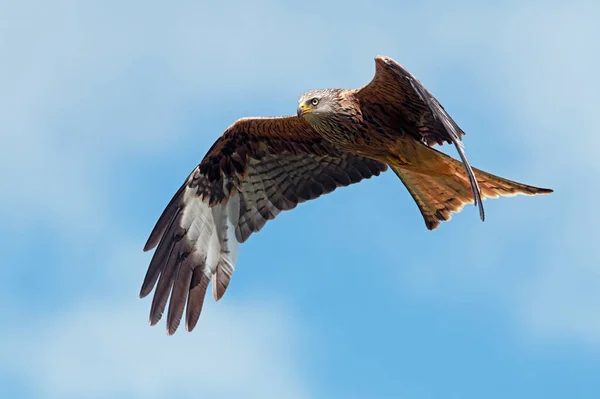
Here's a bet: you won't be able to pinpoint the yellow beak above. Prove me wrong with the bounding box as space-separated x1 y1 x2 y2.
297 102 311 117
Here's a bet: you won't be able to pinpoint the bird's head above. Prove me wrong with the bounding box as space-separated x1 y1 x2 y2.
297 89 341 122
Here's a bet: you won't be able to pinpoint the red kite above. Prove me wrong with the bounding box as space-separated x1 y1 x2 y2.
140 55 552 334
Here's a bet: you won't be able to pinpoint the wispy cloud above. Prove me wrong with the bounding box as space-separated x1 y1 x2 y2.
1 299 308 399
1 1 599 397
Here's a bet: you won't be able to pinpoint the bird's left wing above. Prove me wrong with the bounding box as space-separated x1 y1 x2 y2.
354 55 484 221
140 115 387 334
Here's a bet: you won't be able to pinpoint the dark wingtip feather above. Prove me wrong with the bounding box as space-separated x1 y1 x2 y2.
143 183 188 252
148 246 183 326
212 261 233 302
139 245 171 299
166 262 194 335
405 72 485 221
139 210 182 299
143 237 158 252
185 270 210 332
452 139 484 224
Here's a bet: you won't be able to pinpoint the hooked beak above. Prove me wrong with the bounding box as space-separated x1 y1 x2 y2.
297 102 310 117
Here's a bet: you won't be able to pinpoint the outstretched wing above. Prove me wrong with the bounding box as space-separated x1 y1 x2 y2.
353 55 484 221
140 115 388 334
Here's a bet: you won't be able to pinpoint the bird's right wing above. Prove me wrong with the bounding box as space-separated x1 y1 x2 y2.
140 115 388 334
354 55 484 222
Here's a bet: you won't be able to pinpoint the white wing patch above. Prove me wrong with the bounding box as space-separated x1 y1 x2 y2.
210 203 239 301
181 186 241 303
142 144 389 334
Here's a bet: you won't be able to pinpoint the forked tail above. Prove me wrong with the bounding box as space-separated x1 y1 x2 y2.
389 145 553 230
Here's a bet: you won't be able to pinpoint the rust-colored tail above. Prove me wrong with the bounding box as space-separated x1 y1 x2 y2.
389 145 553 230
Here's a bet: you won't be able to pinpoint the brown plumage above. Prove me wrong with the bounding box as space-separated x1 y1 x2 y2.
140 55 553 334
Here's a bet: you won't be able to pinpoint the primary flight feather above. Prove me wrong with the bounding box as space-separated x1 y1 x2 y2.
140 55 552 334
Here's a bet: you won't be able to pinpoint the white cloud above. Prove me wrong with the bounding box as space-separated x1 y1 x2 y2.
0 6 314 398
472 3 600 347
342 1 600 348
1 300 308 399
2 0 600 371
0 0 408 232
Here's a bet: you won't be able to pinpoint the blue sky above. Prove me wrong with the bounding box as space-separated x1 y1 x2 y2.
1 0 599 398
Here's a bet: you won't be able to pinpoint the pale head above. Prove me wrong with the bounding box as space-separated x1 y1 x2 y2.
296 89 342 121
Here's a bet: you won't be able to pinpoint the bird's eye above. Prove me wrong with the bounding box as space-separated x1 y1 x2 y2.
311 98 319 106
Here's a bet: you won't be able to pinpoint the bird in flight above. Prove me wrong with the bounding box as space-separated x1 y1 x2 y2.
140 55 552 335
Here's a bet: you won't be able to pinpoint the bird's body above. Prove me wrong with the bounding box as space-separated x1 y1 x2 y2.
299 89 394 158
140 55 553 334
